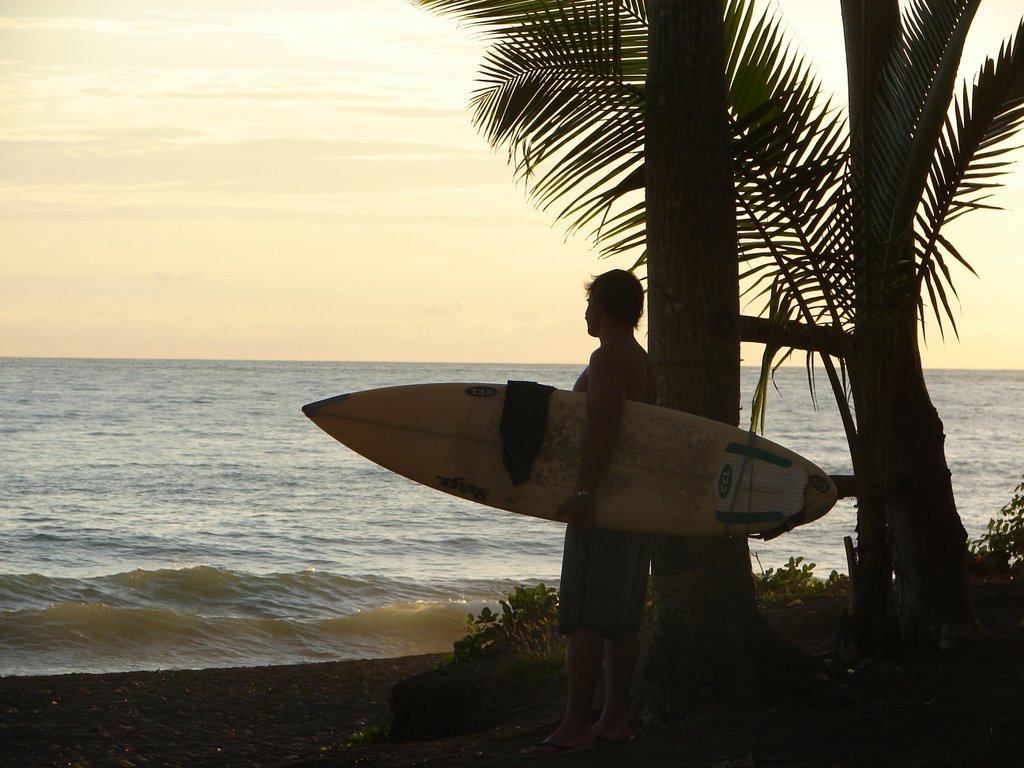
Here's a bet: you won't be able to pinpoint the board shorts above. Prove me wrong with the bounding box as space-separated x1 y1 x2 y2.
558 525 652 639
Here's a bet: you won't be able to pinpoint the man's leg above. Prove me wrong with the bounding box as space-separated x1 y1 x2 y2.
591 631 639 742
522 627 603 754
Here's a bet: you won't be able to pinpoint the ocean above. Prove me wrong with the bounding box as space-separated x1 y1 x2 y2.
1 358 1021 677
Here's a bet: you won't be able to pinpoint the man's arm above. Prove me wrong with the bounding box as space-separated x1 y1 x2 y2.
559 347 627 528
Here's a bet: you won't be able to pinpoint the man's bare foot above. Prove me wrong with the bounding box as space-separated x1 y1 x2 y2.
591 723 634 743
520 740 595 758
521 726 595 757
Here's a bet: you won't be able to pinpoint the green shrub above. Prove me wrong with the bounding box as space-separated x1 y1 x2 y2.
449 583 561 664
970 474 1024 567
753 555 849 604
450 560 853 666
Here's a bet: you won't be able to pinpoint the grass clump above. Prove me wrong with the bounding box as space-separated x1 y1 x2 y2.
449 583 561 664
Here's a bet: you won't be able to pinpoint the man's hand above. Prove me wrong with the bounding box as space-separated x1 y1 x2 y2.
557 493 596 529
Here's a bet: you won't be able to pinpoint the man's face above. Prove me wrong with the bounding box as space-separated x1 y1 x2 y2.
585 298 602 338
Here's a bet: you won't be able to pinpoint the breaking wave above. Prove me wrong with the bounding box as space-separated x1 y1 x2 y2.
0 566 504 677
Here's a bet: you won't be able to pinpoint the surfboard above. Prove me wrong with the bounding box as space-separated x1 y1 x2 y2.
302 382 836 539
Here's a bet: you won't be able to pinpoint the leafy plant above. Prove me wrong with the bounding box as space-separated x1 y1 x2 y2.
970 474 1024 567
451 564 853 664
449 583 561 664
316 725 390 752
753 555 849 604
343 726 389 747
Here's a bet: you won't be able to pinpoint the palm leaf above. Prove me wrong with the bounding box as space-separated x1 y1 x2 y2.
915 20 1024 335
420 0 647 256
415 0 646 28
418 0 852 279
871 0 980 252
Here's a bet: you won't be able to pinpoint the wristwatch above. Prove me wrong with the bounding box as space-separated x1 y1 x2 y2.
575 490 593 504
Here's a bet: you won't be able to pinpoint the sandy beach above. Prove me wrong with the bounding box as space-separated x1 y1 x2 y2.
3 580 1022 768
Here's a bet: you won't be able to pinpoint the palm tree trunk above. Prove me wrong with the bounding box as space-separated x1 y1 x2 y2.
840 346 897 657
839 0 977 657
887 318 978 650
638 0 791 717
836 0 902 659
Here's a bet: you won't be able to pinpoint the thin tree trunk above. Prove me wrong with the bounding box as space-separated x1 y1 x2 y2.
840 346 897 658
887 320 978 650
837 0 901 659
839 0 976 657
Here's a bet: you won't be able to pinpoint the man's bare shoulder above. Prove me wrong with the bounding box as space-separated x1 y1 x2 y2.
586 343 632 382
588 338 654 403
587 344 618 370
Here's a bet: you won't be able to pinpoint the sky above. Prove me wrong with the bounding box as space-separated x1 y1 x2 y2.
1 0 1022 368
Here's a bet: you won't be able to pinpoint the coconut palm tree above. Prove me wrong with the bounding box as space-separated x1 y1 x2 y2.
415 0 848 708
831 0 1024 654
413 0 1024 660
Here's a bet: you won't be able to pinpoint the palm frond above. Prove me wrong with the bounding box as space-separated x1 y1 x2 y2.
733 77 853 338
420 0 853 280
871 0 981 252
916 18 1024 333
414 0 646 30
726 7 853 340
430 0 647 259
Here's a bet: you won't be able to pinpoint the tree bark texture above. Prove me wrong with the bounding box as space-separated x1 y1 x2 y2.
639 0 787 719
886 320 978 650
645 0 738 421
837 0 900 658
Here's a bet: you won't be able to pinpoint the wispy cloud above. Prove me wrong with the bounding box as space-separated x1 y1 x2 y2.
0 134 491 193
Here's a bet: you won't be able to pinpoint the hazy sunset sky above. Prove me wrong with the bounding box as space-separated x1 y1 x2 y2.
2 0 1022 368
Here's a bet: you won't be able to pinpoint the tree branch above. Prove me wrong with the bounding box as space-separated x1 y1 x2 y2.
831 474 858 499
738 315 852 358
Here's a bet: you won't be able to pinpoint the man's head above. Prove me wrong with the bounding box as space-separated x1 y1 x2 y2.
585 269 645 329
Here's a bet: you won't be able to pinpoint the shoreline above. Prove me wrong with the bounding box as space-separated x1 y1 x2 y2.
3 582 1022 768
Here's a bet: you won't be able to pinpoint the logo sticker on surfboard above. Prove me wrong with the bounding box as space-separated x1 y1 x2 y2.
718 464 733 498
810 475 830 493
436 474 490 501
464 386 498 398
